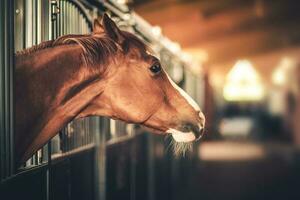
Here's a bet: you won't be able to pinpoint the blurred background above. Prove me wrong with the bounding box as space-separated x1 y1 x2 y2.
130 0 300 200
1 0 300 200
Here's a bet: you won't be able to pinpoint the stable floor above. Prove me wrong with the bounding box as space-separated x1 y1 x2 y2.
177 141 300 200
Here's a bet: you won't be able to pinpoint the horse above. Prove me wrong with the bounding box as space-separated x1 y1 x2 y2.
15 14 205 166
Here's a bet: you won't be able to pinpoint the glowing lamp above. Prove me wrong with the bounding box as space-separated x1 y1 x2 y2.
223 60 264 101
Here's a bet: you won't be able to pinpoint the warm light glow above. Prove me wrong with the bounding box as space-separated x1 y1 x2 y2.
272 57 296 86
184 48 209 63
223 60 264 101
198 142 265 161
272 69 286 85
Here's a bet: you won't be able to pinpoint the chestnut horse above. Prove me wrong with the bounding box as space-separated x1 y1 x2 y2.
15 14 205 166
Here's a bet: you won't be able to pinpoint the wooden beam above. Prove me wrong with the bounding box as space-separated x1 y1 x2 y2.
134 0 300 64
194 26 300 63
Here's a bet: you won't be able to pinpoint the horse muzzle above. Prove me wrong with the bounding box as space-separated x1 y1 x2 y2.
167 116 205 143
182 122 205 140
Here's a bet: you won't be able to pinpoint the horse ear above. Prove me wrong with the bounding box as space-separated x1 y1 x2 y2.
93 18 103 34
102 13 124 44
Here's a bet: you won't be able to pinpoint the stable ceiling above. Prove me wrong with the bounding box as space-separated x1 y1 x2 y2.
132 0 300 71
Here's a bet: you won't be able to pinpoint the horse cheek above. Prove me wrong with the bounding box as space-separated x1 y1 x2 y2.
113 90 157 123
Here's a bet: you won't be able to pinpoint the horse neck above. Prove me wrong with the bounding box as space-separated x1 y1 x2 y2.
15 45 105 164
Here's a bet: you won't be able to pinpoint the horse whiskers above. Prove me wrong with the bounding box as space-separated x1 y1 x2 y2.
164 133 172 141
165 134 193 157
165 134 174 152
172 141 193 157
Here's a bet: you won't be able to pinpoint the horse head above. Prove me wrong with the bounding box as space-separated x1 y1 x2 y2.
79 14 206 151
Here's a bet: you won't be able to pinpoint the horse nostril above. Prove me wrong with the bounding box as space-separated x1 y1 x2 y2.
182 124 191 132
180 122 204 141
196 127 205 140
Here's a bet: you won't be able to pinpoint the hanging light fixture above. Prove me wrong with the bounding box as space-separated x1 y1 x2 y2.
223 60 264 101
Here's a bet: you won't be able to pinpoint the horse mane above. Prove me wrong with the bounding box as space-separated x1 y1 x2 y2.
16 31 149 67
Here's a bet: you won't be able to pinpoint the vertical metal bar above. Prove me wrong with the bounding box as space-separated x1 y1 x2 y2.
22 0 26 49
62 0 65 35
14 0 25 52
85 120 88 145
147 134 155 200
32 0 36 45
65 125 68 152
79 13 82 33
51 0 59 39
37 0 41 44
24 0 34 167
41 0 48 163
41 0 49 155
25 0 32 48
68 3 71 34
7 0 14 177
76 9 80 34
48 1 59 199
57 0 61 36
71 4 74 34
66 2 69 34
34 0 40 166
0 0 15 181
130 139 136 200
87 119 90 145
94 117 108 200
74 120 77 149
0 0 4 180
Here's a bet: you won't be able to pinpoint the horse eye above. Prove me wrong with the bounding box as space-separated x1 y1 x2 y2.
149 63 161 74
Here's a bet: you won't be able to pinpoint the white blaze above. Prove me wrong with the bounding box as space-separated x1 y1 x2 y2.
166 74 201 142
166 74 200 111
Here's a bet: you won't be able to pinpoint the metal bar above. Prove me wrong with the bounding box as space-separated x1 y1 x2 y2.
0 0 15 181
147 134 155 200
62 0 64 34
106 134 136 146
0 0 5 181
36 0 41 44
95 117 108 200
130 138 136 200
25 0 32 48
0 1 6 181
67 2 70 34
47 1 60 199
32 0 36 45
6 0 15 177
14 0 25 51
57 0 61 36
51 143 95 161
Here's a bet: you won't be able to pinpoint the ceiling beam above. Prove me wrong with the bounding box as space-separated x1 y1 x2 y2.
133 0 300 64
189 24 300 64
